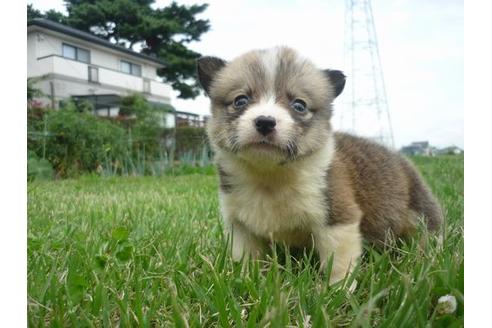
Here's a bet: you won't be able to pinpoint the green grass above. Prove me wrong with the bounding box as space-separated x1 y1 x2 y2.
27 156 464 327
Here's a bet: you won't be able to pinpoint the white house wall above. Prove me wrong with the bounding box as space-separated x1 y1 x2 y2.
143 65 157 80
31 30 161 81
27 33 39 77
33 32 62 58
27 29 172 100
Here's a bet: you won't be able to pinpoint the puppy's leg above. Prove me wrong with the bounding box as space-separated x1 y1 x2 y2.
228 221 265 261
313 222 362 285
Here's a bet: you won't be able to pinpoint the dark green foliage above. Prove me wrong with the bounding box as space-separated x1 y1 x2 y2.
27 151 54 181
27 4 43 20
119 93 165 160
119 93 165 124
27 107 47 134
27 4 66 23
41 105 127 177
164 126 209 159
28 1 210 98
27 77 45 102
74 99 95 113
27 95 211 177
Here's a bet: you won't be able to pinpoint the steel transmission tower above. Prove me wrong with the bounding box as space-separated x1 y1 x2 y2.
341 0 395 148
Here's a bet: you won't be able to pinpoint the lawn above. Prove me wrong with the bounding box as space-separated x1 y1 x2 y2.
27 156 464 327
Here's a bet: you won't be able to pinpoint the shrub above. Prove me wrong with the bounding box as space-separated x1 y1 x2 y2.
27 107 49 155
27 77 45 103
43 106 126 177
120 93 166 159
26 93 212 177
164 126 210 159
74 99 95 113
27 151 54 181
119 93 149 118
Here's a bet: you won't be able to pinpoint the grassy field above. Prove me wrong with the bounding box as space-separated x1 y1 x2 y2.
27 156 463 327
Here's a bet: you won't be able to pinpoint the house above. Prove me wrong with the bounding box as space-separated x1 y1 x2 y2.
27 18 176 128
400 141 433 156
437 146 463 155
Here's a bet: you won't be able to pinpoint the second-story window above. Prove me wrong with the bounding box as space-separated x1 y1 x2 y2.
62 43 90 63
120 60 142 77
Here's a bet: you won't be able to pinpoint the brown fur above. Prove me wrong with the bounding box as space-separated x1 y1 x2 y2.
328 133 443 244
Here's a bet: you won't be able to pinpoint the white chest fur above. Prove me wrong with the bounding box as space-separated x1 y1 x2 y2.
220 177 326 244
218 140 335 245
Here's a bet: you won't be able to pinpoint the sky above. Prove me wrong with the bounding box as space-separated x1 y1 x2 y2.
28 0 464 149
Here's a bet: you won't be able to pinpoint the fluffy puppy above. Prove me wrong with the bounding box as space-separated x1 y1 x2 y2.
197 47 442 284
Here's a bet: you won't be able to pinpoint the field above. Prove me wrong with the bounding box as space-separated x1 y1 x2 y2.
27 156 464 327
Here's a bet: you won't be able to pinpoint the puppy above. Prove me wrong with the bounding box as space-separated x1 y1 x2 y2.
197 47 442 284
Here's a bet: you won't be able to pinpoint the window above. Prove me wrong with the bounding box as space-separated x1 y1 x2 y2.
62 44 76 60
77 48 90 63
88 66 99 82
132 64 141 76
62 43 90 63
120 60 142 76
121 61 131 74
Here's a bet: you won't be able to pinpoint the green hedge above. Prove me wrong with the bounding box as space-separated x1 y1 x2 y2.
27 150 54 181
28 103 211 178
44 108 127 177
164 126 210 159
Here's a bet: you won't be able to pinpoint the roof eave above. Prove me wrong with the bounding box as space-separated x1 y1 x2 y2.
27 18 167 68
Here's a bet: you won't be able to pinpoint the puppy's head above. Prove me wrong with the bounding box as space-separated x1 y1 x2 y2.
198 47 345 165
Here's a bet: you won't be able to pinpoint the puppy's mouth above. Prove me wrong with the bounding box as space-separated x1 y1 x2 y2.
244 140 282 151
227 134 298 160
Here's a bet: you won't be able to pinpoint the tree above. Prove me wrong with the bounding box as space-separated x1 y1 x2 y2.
27 77 44 102
27 1 210 99
27 4 66 23
27 4 43 20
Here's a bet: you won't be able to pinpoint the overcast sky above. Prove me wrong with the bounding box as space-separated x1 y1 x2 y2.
28 0 463 148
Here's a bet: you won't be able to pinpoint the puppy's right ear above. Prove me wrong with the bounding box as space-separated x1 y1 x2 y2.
197 56 227 96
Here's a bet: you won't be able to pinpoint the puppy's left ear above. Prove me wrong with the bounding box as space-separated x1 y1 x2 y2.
197 56 227 96
323 69 346 98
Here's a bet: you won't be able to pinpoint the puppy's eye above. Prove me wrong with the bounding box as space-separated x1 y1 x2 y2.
291 99 307 113
233 95 249 109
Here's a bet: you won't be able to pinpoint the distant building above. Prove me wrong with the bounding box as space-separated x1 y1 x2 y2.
400 141 433 156
27 18 176 128
437 146 463 155
401 141 464 156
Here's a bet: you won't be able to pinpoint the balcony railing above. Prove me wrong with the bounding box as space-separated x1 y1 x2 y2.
34 55 172 98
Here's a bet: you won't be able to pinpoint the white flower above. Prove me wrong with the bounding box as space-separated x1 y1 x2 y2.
241 308 248 321
436 294 457 315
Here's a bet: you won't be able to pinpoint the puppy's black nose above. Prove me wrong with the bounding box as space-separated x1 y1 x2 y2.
254 116 276 135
